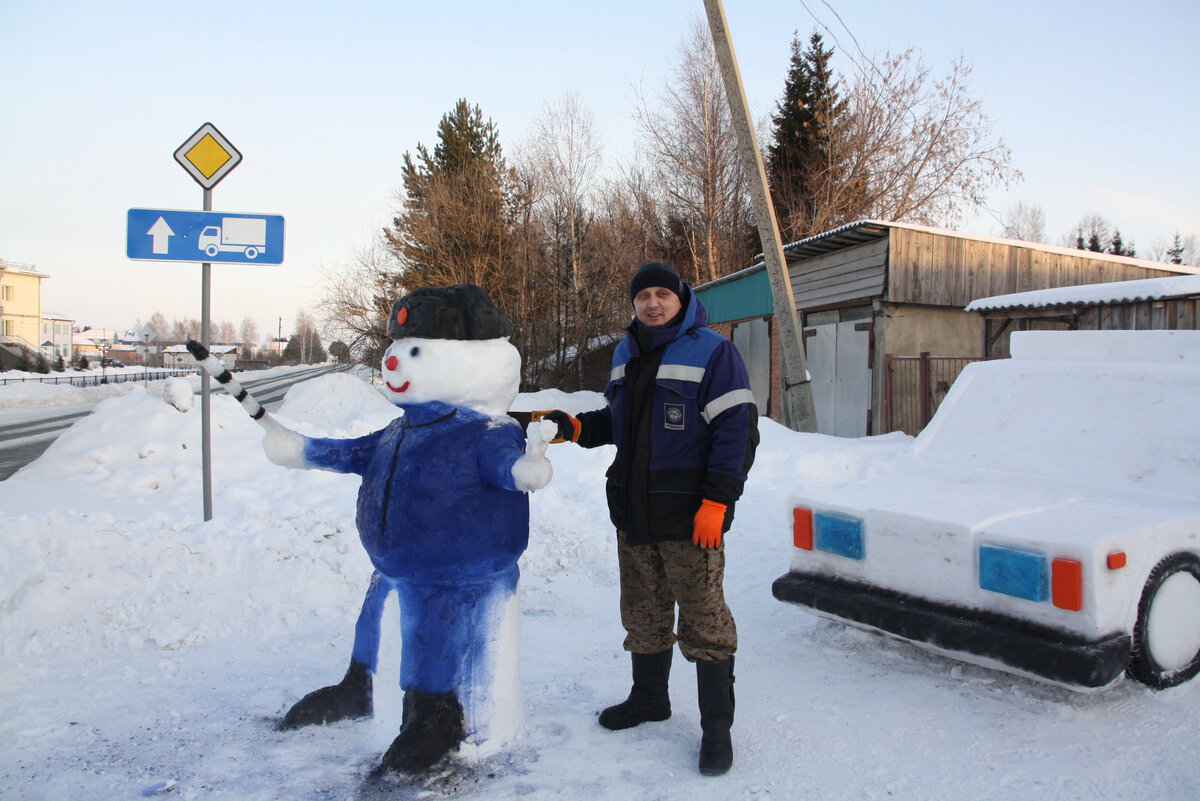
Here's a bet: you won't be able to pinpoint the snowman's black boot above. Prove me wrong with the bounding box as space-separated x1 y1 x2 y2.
279 659 372 730
379 689 466 775
697 656 735 776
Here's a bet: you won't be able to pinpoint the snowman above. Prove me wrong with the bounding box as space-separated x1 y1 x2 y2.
256 284 554 774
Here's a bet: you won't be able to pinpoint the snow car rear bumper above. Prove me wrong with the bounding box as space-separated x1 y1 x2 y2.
772 570 1130 689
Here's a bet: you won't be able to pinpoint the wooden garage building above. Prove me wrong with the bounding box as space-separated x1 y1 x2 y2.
696 220 1200 437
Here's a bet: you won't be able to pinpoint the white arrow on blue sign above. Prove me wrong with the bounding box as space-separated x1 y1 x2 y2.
126 208 285 265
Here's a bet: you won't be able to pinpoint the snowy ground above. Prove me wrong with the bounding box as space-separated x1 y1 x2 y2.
1 371 1198 800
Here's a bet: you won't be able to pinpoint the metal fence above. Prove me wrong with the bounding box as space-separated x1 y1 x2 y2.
882 354 987 436
0 369 196 388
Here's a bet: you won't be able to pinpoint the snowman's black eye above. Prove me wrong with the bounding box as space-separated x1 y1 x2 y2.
409 346 420 357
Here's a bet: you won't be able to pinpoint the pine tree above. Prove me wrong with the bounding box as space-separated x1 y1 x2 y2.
767 30 853 242
432 100 504 176
385 99 516 303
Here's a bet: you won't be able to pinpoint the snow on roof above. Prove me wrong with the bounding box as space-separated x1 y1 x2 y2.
74 329 119 344
965 274 1200 313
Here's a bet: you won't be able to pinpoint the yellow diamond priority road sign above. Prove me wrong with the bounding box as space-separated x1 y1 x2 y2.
174 123 242 189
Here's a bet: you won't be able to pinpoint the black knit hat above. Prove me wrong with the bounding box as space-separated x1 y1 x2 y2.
629 261 683 305
387 284 512 340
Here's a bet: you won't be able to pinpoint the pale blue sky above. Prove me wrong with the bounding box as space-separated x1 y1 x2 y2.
2 0 1196 339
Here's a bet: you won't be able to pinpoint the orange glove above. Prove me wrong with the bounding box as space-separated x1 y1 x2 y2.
532 410 581 443
693 499 728 549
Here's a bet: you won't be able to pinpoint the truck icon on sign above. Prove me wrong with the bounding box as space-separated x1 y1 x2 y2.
198 217 267 259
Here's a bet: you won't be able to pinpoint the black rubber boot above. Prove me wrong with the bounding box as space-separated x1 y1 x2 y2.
379 689 466 775
598 649 672 730
696 656 735 776
279 659 372 730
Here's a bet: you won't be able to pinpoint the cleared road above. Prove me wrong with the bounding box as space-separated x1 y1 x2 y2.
0 366 342 480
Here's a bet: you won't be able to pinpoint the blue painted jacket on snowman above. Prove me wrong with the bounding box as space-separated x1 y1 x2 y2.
301 399 529 694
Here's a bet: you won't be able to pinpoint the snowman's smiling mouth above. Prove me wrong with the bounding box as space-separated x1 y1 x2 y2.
386 381 410 393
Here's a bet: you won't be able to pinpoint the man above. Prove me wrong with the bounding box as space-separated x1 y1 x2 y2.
543 261 758 776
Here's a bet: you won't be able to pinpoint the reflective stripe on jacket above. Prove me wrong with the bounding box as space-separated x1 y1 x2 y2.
578 287 758 544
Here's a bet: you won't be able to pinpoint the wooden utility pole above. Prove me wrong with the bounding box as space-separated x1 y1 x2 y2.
702 0 816 432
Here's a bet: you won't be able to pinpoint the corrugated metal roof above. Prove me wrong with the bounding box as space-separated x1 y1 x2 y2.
780 219 892 259
966 274 1200 312
698 219 891 292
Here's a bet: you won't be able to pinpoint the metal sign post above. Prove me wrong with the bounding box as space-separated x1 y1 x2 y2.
178 124 237 522
702 0 817 432
201 188 213 521
127 123 283 520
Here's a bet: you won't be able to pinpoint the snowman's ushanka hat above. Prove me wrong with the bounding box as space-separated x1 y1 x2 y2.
387 284 512 341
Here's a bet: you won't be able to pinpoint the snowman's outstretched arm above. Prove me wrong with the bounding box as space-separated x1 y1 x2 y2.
511 420 556 491
185 340 265 419
185 340 307 468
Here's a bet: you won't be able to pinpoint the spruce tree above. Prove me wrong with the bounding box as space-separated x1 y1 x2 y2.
1167 233 1186 264
1099 227 1128 256
768 30 848 242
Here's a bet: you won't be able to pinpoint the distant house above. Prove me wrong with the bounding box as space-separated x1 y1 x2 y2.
73 332 99 360
40 311 74 362
695 220 1200 437
0 258 49 368
162 344 238 370
73 329 119 360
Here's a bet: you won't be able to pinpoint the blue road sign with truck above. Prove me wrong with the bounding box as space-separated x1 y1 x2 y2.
126 208 285 264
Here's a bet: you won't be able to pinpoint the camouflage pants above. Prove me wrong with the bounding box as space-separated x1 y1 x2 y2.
616 531 737 662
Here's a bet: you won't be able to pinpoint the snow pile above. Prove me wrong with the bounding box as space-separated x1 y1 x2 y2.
0 377 128 410
1 368 1198 800
162 377 194 412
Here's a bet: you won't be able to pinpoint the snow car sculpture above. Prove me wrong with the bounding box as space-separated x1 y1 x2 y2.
193 285 554 774
773 330 1200 691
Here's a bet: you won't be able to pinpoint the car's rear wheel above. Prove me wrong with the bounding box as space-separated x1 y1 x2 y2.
1127 552 1200 689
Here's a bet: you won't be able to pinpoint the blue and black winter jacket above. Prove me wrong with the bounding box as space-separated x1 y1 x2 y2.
577 286 758 544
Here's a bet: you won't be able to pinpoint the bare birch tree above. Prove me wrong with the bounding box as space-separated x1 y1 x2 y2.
1061 212 1113 251
524 92 602 295
632 18 755 284
828 50 1019 230
1002 201 1048 243
238 317 260 349
317 240 404 362
517 92 612 386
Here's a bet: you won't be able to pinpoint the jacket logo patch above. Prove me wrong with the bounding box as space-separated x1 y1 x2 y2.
664 403 686 430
